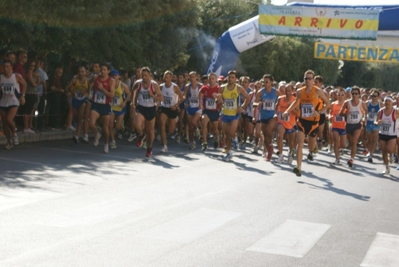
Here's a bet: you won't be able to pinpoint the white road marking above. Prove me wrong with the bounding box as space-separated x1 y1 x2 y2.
246 219 331 258
361 232 399 267
139 208 241 243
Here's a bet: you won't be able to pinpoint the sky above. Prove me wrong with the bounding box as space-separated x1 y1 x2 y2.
272 0 399 6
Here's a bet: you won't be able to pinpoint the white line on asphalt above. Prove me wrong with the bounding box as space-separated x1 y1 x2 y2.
360 232 399 267
246 219 331 258
138 208 241 243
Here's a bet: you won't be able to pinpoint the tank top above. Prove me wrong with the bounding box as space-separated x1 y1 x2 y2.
346 100 364 124
260 87 277 120
0 73 20 107
245 92 256 117
72 78 89 101
276 95 296 129
111 81 124 111
161 82 178 108
330 101 346 129
379 109 396 136
299 86 321 121
201 84 220 111
93 76 111 105
222 84 239 116
187 83 201 109
367 101 380 122
137 80 156 107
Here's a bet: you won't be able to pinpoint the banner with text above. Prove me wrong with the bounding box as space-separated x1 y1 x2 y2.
314 42 399 63
259 5 379 40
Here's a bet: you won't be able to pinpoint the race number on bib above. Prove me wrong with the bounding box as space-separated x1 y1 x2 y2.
279 112 289 121
382 124 391 133
224 99 236 110
2 85 13 95
367 113 376 121
163 96 172 107
205 99 216 109
190 97 199 108
301 104 314 117
112 96 121 106
262 100 275 111
94 91 106 104
348 111 359 123
75 90 84 100
335 114 344 122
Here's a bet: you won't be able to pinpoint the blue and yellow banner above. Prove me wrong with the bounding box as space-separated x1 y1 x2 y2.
314 42 399 63
259 5 379 40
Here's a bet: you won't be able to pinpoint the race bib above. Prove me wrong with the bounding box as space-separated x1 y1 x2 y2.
367 113 376 121
224 99 236 110
190 97 199 108
112 96 121 106
94 91 106 104
75 90 84 100
205 98 216 109
335 114 344 122
301 103 314 117
348 111 359 123
278 112 289 121
262 100 275 111
382 123 391 133
2 85 13 95
163 96 172 107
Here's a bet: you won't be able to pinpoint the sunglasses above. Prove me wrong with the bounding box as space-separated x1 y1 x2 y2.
338 94 345 96
352 93 359 95
371 95 377 98
304 77 313 81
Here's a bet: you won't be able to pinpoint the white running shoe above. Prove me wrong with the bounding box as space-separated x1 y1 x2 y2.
161 145 168 153
13 133 19 145
275 154 284 164
94 133 101 146
104 144 109 153
110 141 117 149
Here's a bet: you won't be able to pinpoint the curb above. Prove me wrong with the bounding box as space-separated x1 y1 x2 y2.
0 130 75 145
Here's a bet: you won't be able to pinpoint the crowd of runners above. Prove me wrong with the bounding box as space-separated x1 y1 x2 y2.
1 55 399 176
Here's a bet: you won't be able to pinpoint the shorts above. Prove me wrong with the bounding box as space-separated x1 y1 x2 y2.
112 106 127 117
366 122 380 132
90 102 112 116
277 123 296 134
346 123 362 135
0 105 18 112
319 113 326 125
260 117 274 125
222 114 239 123
243 114 255 124
202 110 220 122
179 102 186 110
137 105 156 121
19 94 37 115
186 107 201 116
297 118 319 137
72 98 87 110
331 128 346 135
379 134 397 142
158 106 179 119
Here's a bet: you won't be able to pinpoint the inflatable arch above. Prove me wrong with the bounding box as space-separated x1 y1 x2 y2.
206 3 399 77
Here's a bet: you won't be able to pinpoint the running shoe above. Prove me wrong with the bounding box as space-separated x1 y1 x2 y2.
367 156 373 163
104 144 109 153
82 135 89 144
66 125 76 131
145 147 152 157
239 143 245 150
72 135 79 144
4 142 13 150
287 153 293 165
333 159 340 165
232 139 238 150
110 141 117 149
347 159 353 168
213 141 219 149
190 142 196 150
161 145 168 153
293 166 301 176
202 142 208 151
275 154 283 164
127 132 137 142
382 166 390 175
176 136 181 144
361 150 369 155
136 133 146 147
222 151 233 162
13 133 19 145
307 152 314 161
94 133 101 146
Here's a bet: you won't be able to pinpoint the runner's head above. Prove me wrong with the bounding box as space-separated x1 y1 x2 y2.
141 67 152 83
262 74 274 88
227 70 237 85
2 59 13 75
303 70 315 86
100 63 111 77
208 72 217 86
189 71 197 84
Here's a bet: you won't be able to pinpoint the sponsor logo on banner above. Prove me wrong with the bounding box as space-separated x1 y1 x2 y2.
258 5 379 40
314 42 399 63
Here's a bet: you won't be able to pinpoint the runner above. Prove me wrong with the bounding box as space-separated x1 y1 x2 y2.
88 63 115 153
109 70 131 149
199 72 221 150
184 71 202 150
364 89 383 163
339 86 367 168
329 88 347 165
375 96 399 174
217 70 249 161
253 74 280 161
176 73 187 144
0 60 26 149
158 70 183 153
274 83 297 164
282 69 330 176
240 76 253 150
132 67 163 157
67 66 90 144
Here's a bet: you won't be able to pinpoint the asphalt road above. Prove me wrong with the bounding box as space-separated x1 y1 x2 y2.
0 137 398 267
